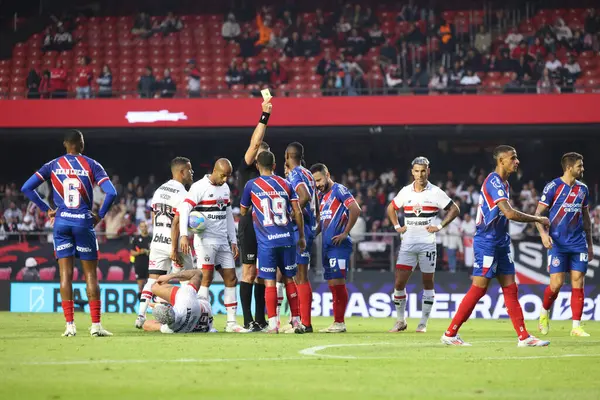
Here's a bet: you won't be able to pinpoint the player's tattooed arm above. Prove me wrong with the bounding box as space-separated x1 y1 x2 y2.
583 206 594 261
534 203 553 249
497 200 550 226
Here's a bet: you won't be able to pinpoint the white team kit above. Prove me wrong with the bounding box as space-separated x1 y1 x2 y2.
183 175 237 270
161 285 214 333
149 179 194 274
392 181 452 273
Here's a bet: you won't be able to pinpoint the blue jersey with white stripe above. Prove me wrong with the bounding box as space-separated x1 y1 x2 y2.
474 172 511 247
240 174 298 248
286 165 317 235
318 182 357 249
35 154 109 227
539 178 589 251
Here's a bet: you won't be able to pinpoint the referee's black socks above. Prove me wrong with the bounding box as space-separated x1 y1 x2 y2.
240 281 254 327
254 282 267 325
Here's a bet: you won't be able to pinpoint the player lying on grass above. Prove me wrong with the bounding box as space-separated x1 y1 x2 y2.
142 269 214 334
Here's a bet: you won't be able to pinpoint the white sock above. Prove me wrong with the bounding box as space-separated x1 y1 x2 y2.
224 286 237 324
393 289 407 321
573 320 581 328
420 289 435 326
276 282 285 323
198 285 209 300
540 308 549 317
138 278 156 317
268 316 278 330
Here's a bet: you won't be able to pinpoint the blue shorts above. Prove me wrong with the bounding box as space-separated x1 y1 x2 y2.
257 246 297 281
54 223 99 261
295 230 314 265
322 246 351 281
548 248 588 274
472 242 514 279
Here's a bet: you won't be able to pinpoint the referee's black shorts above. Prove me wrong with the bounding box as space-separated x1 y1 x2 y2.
238 223 258 265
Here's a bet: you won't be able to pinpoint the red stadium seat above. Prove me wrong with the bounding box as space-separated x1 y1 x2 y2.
106 266 124 281
39 267 56 281
0 267 11 280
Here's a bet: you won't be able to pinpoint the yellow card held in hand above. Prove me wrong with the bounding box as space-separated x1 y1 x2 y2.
261 88 272 100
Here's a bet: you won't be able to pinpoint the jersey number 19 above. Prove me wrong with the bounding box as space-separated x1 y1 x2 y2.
261 198 288 226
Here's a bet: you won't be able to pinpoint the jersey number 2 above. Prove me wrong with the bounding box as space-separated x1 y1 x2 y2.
63 178 81 209
261 198 287 226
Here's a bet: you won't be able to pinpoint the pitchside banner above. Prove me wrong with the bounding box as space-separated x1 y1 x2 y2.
8 281 600 321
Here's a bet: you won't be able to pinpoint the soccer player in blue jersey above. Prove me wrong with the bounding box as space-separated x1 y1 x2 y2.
240 151 306 334
310 163 361 333
536 152 593 337
441 145 550 347
21 130 117 337
285 142 318 333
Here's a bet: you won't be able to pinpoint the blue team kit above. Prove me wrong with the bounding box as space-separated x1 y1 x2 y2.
540 178 590 274
21 154 116 260
286 165 318 265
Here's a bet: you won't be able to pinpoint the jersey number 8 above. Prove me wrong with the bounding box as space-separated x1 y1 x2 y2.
261 198 288 226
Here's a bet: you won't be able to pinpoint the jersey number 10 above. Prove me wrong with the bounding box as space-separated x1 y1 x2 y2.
261 198 288 226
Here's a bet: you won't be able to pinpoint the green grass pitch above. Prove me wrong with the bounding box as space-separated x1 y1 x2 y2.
1 313 599 400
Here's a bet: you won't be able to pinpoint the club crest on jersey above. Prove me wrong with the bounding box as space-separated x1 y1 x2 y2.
578 191 585 200
204 255 210 262
413 204 423 216
216 197 226 210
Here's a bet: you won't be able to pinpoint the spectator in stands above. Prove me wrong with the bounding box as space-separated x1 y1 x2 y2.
238 30 256 58
528 36 547 58
585 8 599 35
239 62 252 86
474 25 491 54
96 65 113 98
132 12 152 38
270 60 288 86
336 16 352 39
254 60 270 86
284 31 304 57
398 0 421 22
380 38 398 64
50 60 67 99
464 49 483 72
449 60 465 92
553 18 573 45
537 68 560 94
407 63 429 95
75 56 93 99
429 66 448 93
316 16 334 40
304 32 321 57
511 40 528 60
255 11 273 48
505 27 524 51
504 72 525 94
406 23 425 45
53 25 73 51
367 22 385 48
321 70 337 96
543 31 557 53
515 55 533 79
437 19 454 68
384 63 403 93
445 215 463 273
225 60 242 87
158 68 176 98
144 175 157 199
545 52 562 78
41 27 53 52
160 12 183 36
348 68 367 96
346 28 367 57
532 53 546 80
105 202 127 241
496 49 514 72
26 69 41 99
568 30 584 53
483 53 498 72
222 13 241 42
137 66 156 98
350 4 363 28
185 59 201 98
316 49 336 76
22 257 40 281
360 6 377 28
4 202 23 223
39 70 50 99
460 69 481 94
562 55 581 93
522 73 535 93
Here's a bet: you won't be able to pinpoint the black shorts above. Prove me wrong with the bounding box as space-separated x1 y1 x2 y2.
134 263 149 280
238 223 258 265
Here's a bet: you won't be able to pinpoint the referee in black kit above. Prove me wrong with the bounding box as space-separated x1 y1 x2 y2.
238 98 273 332
131 221 152 297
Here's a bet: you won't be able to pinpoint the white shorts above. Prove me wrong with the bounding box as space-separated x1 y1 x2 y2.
396 242 437 274
149 248 194 275
194 242 235 271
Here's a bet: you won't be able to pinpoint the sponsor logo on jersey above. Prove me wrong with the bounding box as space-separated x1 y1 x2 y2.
578 190 586 200
159 186 180 194
262 267 276 273
267 232 291 241
543 181 556 194
56 243 73 251
246 254 256 261
60 212 86 219
491 177 503 189
152 233 172 245
55 168 89 177
285 264 296 271
562 204 582 213
320 210 333 220
76 246 93 253
160 193 171 200
569 192 577 198
207 214 226 220
406 220 429 226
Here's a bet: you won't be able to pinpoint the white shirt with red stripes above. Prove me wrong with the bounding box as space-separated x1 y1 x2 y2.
180 175 235 245
392 181 452 245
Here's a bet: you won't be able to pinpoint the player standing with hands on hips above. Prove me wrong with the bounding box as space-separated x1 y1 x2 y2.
21 129 117 337
536 152 593 337
441 145 550 347
387 157 460 333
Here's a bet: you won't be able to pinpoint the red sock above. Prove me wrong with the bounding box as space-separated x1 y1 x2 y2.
297 282 313 326
333 284 348 323
502 283 529 341
89 299 101 324
265 286 278 319
285 282 300 317
62 300 74 323
445 285 487 337
571 288 584 322
542 286 559 310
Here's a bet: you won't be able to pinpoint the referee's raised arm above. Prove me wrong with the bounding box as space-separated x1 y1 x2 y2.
244 99 273 166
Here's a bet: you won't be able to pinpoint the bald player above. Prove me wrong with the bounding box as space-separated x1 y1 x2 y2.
178 158 249 333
